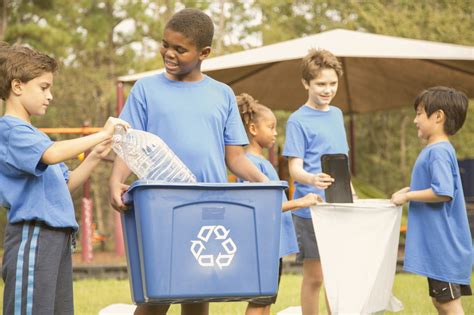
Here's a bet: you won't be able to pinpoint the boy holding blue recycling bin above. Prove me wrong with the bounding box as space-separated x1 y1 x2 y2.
0 42 129 315
283 48 356 315
391 87 472 315
109 8 268 315
237 93 322 315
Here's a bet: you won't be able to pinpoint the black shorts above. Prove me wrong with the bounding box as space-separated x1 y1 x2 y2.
247 258 283 305
428 278 472 303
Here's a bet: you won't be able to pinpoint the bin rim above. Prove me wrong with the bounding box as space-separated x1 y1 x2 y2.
123 180 288 205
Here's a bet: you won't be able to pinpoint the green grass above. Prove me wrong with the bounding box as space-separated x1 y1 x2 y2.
1 273 473 314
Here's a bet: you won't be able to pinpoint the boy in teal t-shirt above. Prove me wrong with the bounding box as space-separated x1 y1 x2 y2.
392 87 472 314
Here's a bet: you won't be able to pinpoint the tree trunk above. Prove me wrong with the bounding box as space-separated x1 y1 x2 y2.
215 0 226 54
399 115 410 175
0 0 7 40
162 0 174 23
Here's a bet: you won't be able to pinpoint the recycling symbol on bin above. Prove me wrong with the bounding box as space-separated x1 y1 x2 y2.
190 225 237 269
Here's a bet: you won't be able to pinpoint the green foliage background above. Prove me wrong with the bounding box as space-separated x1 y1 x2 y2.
1 0 473 247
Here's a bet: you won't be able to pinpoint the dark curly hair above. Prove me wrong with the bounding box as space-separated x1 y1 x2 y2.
236 93 273 134
165 8 214 49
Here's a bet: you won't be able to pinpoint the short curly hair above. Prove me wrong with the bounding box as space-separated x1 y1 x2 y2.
165 8 214 49
0 42 57 100
301 48 343 83
414 86 468 136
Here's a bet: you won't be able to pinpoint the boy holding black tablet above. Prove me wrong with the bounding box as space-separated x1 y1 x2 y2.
283 48 354 314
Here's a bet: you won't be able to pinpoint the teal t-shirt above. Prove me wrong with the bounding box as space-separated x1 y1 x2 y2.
240 153 299 257
0 116 77 230
404 141 473 284
283 105 349 218
119 73 248 183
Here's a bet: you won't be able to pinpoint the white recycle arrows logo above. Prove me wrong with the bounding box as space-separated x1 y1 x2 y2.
190 225 237 269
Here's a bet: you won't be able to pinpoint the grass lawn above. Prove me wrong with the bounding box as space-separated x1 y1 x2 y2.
1 272 472 314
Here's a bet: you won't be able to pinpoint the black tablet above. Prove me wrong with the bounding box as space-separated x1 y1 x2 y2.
321 153 353 203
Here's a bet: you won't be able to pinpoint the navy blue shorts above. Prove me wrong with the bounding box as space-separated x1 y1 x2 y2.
2 221 74 315
292 214 320 262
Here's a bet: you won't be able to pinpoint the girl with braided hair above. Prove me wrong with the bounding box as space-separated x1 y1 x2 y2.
236 93 322 315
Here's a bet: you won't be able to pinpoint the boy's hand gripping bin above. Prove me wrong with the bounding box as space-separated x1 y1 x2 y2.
121 180 287 304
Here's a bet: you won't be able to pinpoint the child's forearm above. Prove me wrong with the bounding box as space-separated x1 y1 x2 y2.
230 157 268 182
109 158 133 211
41 132 110 165
406 188 451 203
288 158 314 185
225 146 268 182
67 152 102 192
109 157 132 184
282 199 304 212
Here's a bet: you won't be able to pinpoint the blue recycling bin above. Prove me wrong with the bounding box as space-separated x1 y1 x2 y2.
121 180 286 304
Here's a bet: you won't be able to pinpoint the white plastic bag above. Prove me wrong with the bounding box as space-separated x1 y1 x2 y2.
311 199 404 315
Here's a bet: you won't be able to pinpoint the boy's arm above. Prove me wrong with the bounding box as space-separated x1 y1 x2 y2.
109 157 132 211
282 193 323 212
41 117 129 165
42 132 110 165
288 157 334 189
67 139 111 193
225 145 268 182
391 187 451 205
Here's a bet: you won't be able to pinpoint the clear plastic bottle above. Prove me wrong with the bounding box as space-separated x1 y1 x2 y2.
112 126 197 183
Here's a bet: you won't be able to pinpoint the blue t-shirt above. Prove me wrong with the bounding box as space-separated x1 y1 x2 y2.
239 153 299 258
404 141 473 284
283 105 349 218
0 116 78 230
119 73 248 183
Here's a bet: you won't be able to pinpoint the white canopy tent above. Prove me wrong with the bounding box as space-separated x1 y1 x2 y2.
118 29 474 114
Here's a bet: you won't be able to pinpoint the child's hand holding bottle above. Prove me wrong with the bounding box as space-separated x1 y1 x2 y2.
101 117 130 138
90 139 113 160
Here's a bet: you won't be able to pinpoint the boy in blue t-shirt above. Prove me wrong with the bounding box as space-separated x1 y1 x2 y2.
0 43 129 314
391 87 472 314
109 9 267 315
283 49 353 314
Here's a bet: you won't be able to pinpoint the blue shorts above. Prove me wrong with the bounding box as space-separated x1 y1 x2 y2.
2 221 74 315
292 215 320 262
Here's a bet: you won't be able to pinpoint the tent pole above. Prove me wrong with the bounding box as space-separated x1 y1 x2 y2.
341 58 356 176
114 81 126 257
349 114 356 176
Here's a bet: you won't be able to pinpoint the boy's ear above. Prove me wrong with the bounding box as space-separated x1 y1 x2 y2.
301 79 309 90
435 109 446 123
199 46 212 61
11 79 23 96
